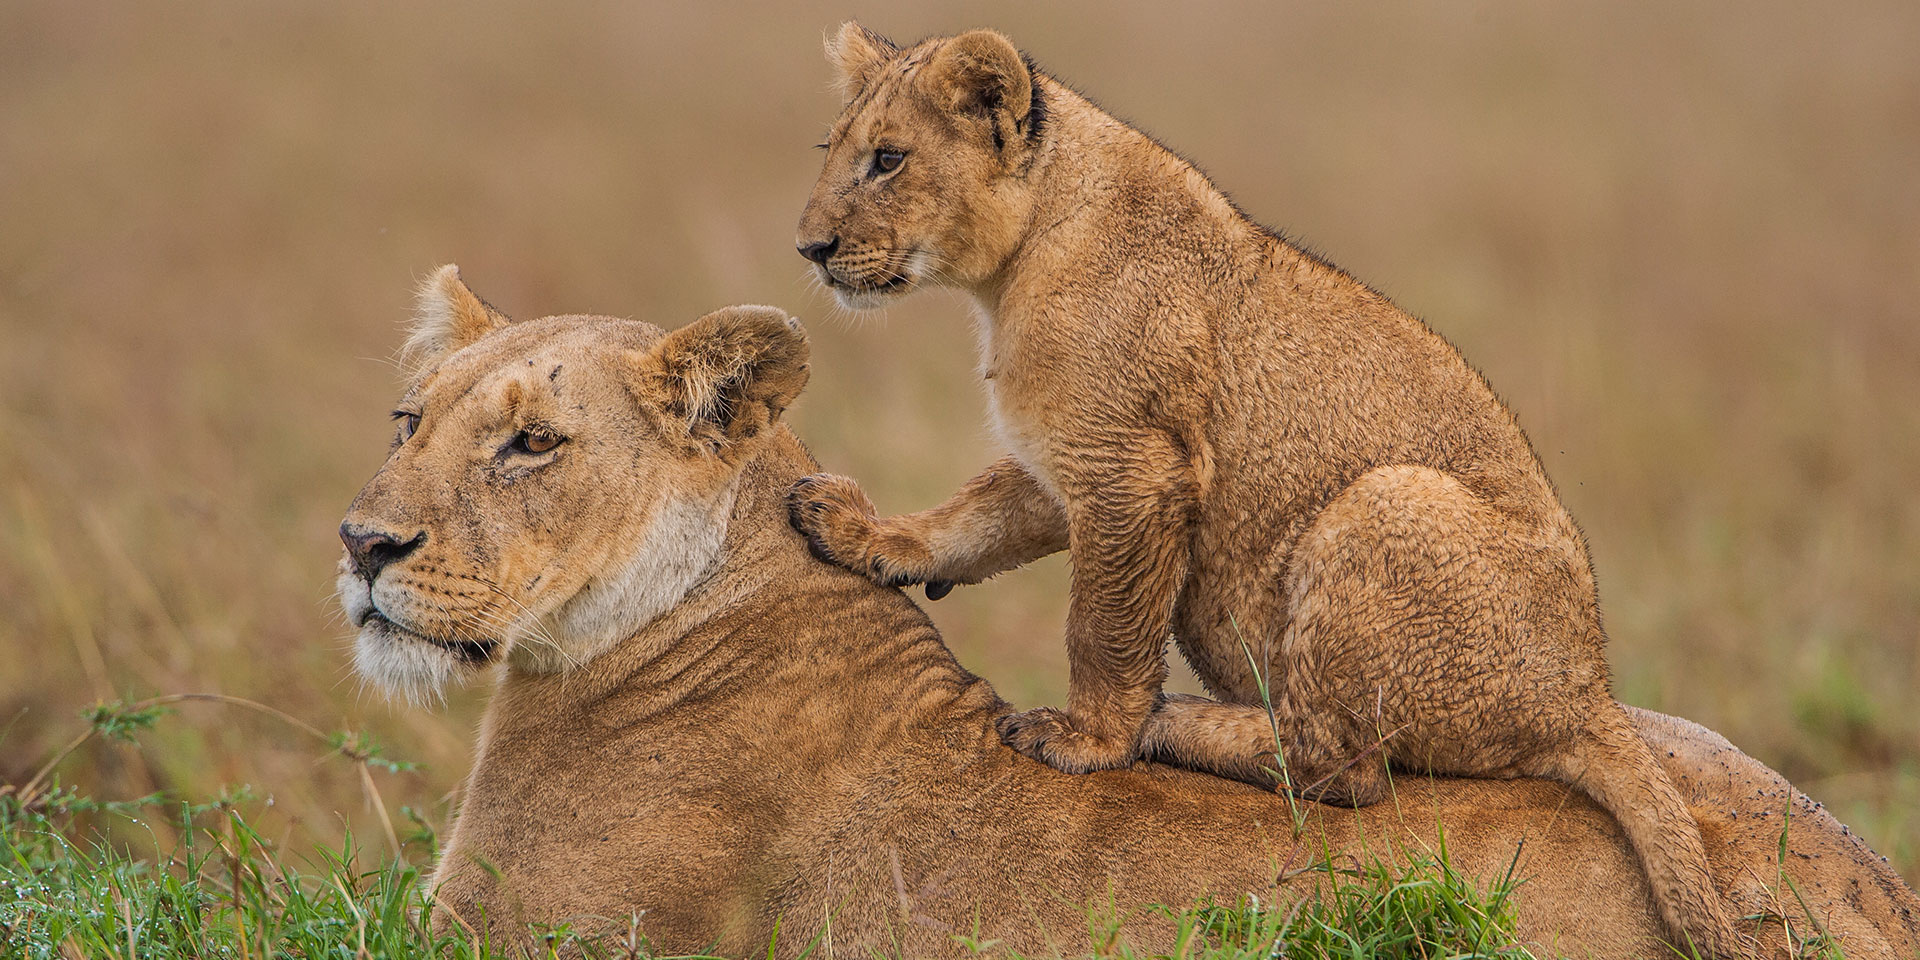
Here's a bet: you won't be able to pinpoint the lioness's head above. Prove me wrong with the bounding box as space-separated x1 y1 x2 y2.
338 266 808 701
795 23 1046 308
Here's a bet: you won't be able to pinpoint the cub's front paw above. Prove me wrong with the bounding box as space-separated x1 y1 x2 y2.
786 475 952 598
995 707 1134 773
786 473 879 569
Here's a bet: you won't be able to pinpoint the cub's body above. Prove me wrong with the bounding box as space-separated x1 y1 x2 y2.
980 135 1582 728
789 25 1735 954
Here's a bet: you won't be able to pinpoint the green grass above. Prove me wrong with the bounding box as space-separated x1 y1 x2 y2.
0 793 1545 959
1131 848 1534 960
3 798 457 958
3 702 1550 960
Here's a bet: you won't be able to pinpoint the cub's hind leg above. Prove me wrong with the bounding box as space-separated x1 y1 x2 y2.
1268 465 1604 778
1141 694 1391 806
1260 465 1736 956
1151 465 1582 798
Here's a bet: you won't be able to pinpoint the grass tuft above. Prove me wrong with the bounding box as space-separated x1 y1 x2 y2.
1131 842 1536 960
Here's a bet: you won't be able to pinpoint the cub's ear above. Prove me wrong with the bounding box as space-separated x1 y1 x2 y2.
923 29 1033 152
826 20 898 97
645 305 810 454
400 264 512 381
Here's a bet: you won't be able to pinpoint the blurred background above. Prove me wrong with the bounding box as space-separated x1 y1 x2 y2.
2 1 1914 882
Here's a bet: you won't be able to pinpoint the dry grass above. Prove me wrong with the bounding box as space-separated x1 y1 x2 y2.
1 0 1913 884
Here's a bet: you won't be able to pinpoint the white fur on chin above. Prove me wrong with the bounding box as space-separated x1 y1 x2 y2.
832 285 904 312
353 624 462 706
338 566 465 705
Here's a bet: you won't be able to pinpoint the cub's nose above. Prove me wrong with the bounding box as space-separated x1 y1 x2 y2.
797 237 840 265
339 522 425 582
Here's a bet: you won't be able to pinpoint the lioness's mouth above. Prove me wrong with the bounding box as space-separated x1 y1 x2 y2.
363 610 500 664
433 635 499 664
820 265 916 295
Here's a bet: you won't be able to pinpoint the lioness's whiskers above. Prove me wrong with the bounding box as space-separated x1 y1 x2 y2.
471 578 581 671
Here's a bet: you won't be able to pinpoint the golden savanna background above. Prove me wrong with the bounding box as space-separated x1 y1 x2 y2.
3 1 1915 883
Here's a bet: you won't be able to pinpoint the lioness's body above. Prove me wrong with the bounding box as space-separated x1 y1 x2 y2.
338 280 1919 958
790 25 1741 953
437 484 1920 959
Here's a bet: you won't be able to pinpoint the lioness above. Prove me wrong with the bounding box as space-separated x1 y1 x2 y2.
788 23 1745 955
336 268 1919 958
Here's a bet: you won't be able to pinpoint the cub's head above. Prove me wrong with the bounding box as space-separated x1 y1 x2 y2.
795 23 1046 308
338 266 808 702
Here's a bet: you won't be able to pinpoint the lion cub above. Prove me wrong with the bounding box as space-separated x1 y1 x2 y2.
786 23 1741 956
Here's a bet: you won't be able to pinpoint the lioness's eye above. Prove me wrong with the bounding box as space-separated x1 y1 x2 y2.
392 411 421 441
508 429 564 456
872 149 905 175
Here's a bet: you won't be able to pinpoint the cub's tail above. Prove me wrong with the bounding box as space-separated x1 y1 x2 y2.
1569 705 1743 959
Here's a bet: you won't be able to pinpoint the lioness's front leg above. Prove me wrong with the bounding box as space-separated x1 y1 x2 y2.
787 455 1067 597
996 441 1197 772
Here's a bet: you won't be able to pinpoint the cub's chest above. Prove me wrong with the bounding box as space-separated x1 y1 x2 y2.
984 379 1055 488
973 305 1065 500
975 305 1067 495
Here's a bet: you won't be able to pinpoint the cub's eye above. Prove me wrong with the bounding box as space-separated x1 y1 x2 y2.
392 411 421 441
507 428 564 456
871 149 905 175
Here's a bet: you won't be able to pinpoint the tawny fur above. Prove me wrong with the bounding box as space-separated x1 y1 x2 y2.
789 23 1752 956
335 282 1920 958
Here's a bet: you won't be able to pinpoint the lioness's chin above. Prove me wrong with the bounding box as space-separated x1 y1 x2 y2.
352 619 494 705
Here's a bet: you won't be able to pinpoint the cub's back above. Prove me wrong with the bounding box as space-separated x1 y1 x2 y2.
1210 245 1561 528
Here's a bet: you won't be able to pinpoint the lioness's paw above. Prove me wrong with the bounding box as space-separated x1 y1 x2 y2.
995 707 1134 773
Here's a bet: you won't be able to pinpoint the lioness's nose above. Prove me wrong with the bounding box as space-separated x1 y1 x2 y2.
798 237 840 264
340 522 425 582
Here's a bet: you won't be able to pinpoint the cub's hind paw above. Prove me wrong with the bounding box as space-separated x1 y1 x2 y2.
1289 768 1389 808
996 707 1133 774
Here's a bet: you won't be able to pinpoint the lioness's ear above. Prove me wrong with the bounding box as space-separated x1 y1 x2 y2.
646 305 810 453
400 264 512 381
826 20 898 97
923 29 1034 152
